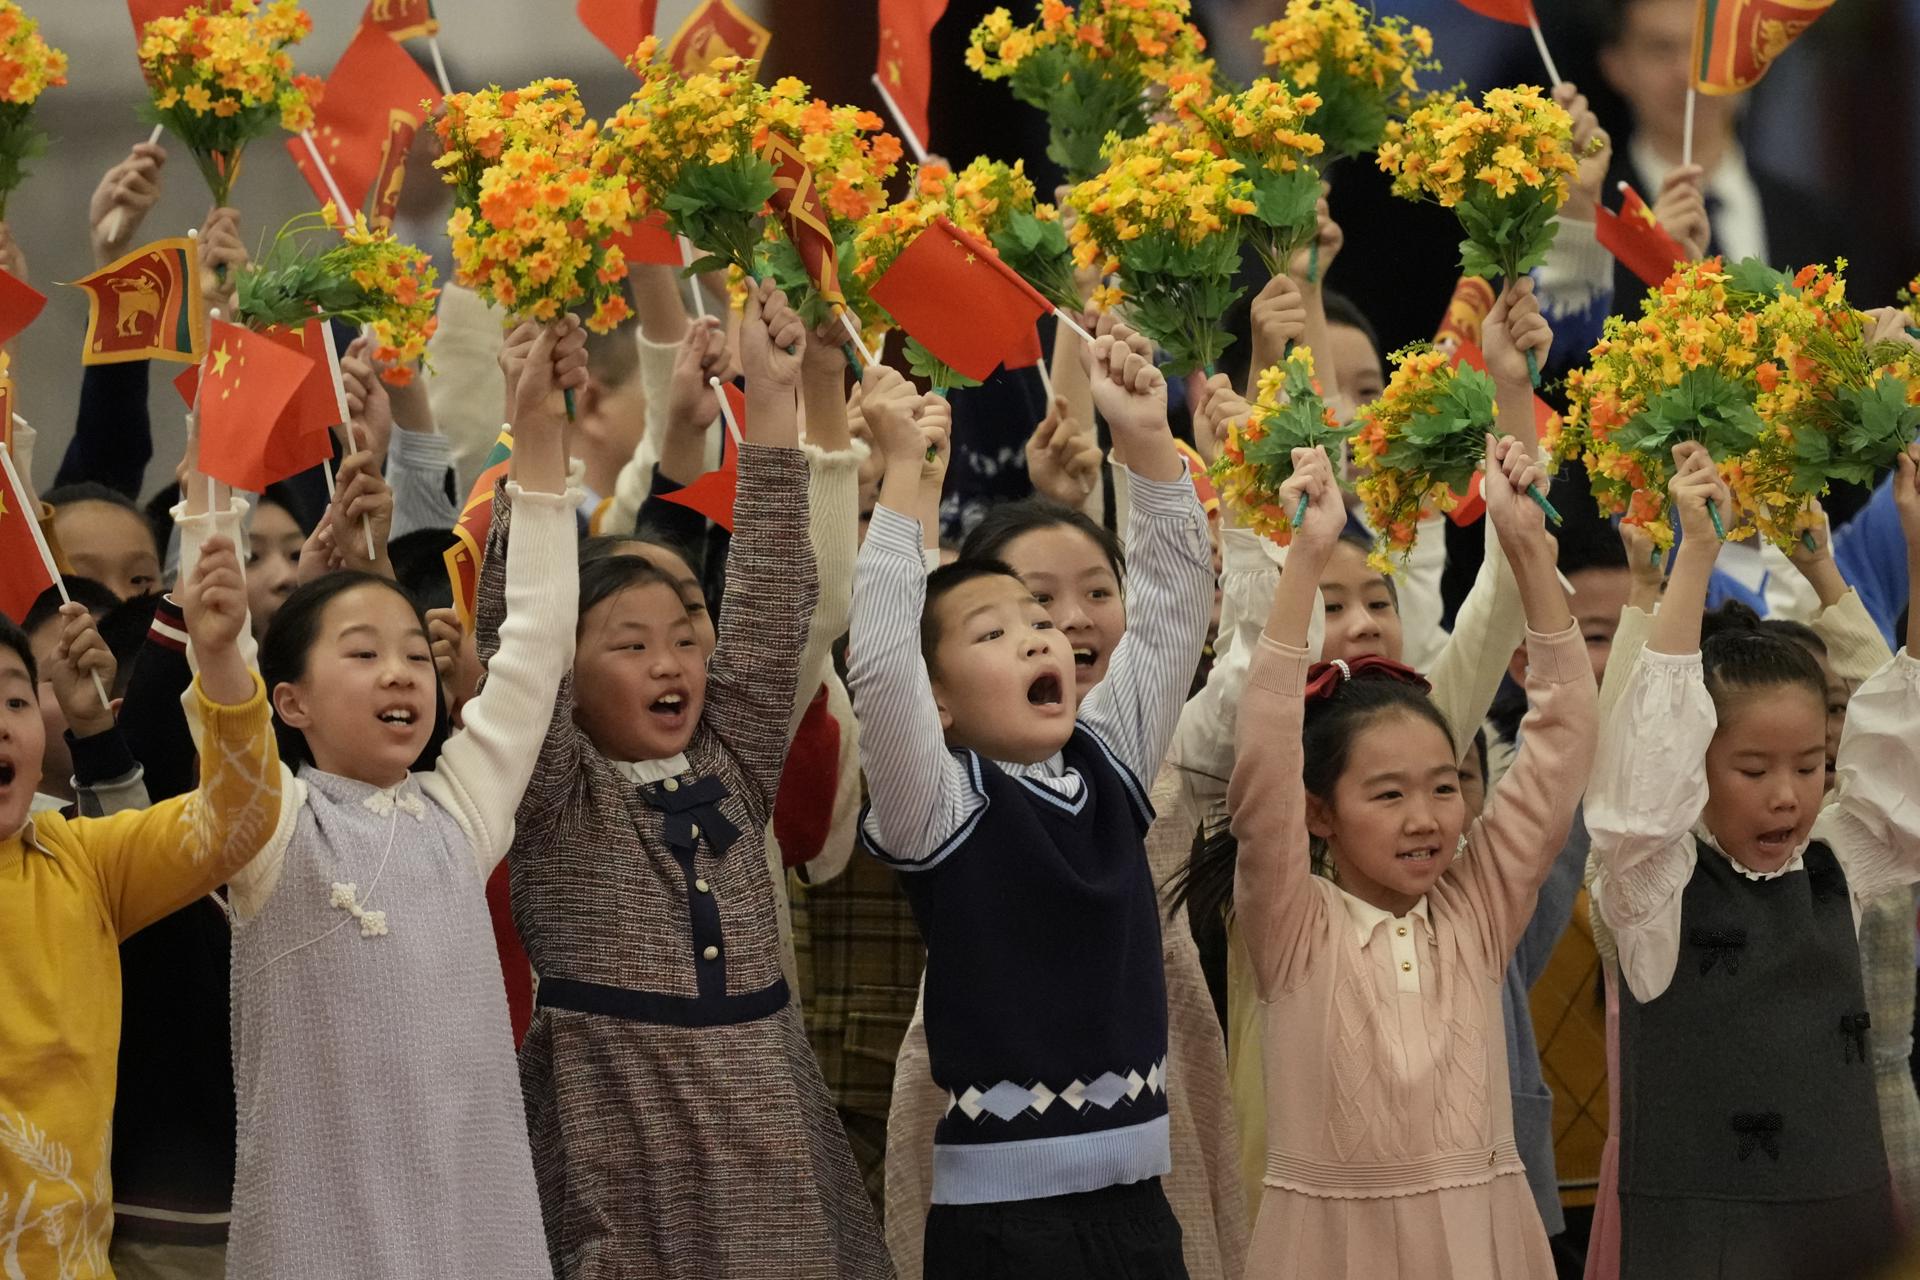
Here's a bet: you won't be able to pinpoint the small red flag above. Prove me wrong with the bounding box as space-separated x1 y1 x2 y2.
0 445 54 624
774 684 842 868
876 0 948 148
1001 321 1044 371
660 384 745 531
69 238 205 366
869 217 1052 383
610 210 684 267
1595 182 1690 288
195 321 321 494
0 376 13 460
665 0 770 75
260 321 347 441
362 0 438 40
762 133 843 307
0 268 46 348
444 429 513 628
577 0 658 67
286 22 442 221
1453 0 1533 24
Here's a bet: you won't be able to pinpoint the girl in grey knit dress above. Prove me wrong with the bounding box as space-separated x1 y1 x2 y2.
196 323 588 1279
481 283 889 1279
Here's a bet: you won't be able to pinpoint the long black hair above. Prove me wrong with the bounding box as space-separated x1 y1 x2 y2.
960 498 1126 584
259 571 450 772
1700 601 1826 714
1168 676 1453 932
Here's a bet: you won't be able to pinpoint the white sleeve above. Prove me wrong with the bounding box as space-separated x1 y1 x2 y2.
1586 647 1718 1003
1425 517 1525 755
1814 651 1920 902
420 484 580 874
1397 511 1449 673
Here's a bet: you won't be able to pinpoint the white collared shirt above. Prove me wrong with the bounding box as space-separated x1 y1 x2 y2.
613 755 692 787
1629 137 1768 265
1340 889 1433 993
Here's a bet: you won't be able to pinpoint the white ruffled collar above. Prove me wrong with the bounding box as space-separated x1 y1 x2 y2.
1694 823 1807 882
612 755 690 786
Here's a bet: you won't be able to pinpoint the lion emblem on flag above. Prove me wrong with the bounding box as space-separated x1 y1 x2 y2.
109 270 162 338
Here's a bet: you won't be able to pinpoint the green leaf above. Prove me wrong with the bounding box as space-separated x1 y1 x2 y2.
904 337 982 390
1724 256 1792 298
1614 367 1763 459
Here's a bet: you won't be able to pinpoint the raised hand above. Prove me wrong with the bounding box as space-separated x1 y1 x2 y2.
1088 320 1171 446
739 277 807 390
48 604 116 737
341 334 395 461
915 392 954 487
427 607 461 685
1484 433 1549 545
1554 82 1613 222
860 364 925 474
1287 184 1342 283
1251 273 1308 359
330 451 394 572
297 509 340 584
665 315 729 436
1484 278 1552 387
1191 374 1248 470
511 315 588 494
1025 394 1104 507
1653 165 1710 263
181 535 254 705
90 142 166 268
197 206 246 316
1620 519 1665 605
1275 445 1344 562
1668 441 1731 547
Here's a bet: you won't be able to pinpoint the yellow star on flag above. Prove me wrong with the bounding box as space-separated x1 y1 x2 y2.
0 488 9 520
211 343 232 378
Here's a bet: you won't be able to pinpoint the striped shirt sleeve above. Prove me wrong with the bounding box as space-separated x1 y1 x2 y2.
847 504 982 862
386 428 460 539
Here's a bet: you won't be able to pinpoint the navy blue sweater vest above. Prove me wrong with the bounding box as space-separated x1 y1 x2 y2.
861 726 1170 1204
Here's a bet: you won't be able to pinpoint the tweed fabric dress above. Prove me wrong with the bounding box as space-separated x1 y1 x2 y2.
485 445 890 1279
227 771 554 1279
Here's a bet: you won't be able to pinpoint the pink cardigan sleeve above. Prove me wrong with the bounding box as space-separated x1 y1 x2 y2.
1229 634 1328 1001
1444 623 1598 966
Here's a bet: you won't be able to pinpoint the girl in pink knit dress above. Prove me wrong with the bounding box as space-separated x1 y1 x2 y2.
1227 440 1596 1278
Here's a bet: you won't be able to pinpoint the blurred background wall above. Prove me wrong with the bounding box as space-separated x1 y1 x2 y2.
16 0 1915 499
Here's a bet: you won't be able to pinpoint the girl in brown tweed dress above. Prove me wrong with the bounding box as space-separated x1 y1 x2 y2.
475 282 890 1280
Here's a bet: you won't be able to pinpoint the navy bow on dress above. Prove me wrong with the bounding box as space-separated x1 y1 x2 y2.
639 775 741 856
1731 1112 1783 1162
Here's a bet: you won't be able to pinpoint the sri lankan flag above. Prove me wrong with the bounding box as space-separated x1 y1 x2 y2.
1691 0 1833 94
762 133 844 307
444 429 513 628
665 0 769 76
68 238 206 366
363 0 438 40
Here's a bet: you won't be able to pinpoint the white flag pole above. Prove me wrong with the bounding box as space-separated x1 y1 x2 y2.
1682 88 1697 168
100 125 167 246
0 447 110 709
1526 9 1564 87
709 375 743 446
299 129 354 220
426 35 454 96
319 322 378 562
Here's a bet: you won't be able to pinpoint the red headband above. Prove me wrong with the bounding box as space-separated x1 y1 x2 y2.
1303 656 1433 704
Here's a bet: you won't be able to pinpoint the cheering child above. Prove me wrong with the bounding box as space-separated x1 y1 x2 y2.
490 280 888 1279
850 322 1214 1278
1228 436 1594 1279
1588 443 1920 1280
207 320 589 1278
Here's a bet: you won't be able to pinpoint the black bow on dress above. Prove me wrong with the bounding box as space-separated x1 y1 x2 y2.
1731 1112 1782 1162
639 775 741 857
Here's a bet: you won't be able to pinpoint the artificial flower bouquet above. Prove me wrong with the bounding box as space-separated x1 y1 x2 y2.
1210 345 1346 543
1172 77 1326 276
0 2 65 219
135 0 320 206
967 0 1211 184
1255 0 1437 164
1349 344 1498 571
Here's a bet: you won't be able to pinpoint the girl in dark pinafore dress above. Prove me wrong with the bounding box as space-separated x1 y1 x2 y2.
478 281 889 1280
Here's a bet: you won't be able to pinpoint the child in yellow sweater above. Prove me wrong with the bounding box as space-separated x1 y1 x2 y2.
0 535 283 1280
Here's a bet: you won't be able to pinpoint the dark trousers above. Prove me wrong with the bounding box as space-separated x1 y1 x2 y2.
924 1178 1187 1280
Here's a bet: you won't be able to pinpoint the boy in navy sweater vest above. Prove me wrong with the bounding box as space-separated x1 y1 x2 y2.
848 327 1214 1279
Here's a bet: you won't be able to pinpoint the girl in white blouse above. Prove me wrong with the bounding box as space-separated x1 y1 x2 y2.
1587 441 1920 1280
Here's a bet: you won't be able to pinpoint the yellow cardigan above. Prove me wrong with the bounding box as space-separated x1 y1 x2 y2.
0 675 282 1280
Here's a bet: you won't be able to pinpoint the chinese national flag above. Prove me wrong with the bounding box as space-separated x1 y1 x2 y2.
762 133 843 307
869 217 1052 383
0 268 46 348
1441 338 1561 526
195 321 321 493
1595 182 1689 287
287 22 441 220
444 429 513 628
362 0 438 40
69 238 205 366
577 0 657 67
0 444 56 623
876 0 947 148
1692 0 1832 93
127 0 191 41
610 210 684 267
661 384 744 531
260 320 348 440
1453 0 1533 23
665 0 770 75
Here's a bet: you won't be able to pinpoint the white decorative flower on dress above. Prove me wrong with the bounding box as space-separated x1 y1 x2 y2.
329 881 390 938
361 786 425 820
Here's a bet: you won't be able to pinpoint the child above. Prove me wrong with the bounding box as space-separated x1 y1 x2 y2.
493 281 887 1279
204 319 587 1278
1588 443 1920 1280
851 322 1213 1277
0 535 279 1280
1228 437 1594 1277
44 482 163 601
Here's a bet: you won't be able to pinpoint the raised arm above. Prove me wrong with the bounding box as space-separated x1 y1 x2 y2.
846 365 978 861
1425 517 1523 755
1229 444 1345 998
1074 323 1214 781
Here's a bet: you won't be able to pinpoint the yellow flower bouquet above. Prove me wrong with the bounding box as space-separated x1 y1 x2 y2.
1255 0 1437 163
0 2 64 220
1210 346 1347 543
1067 121 1257 375
1350 345 1501 572
603 38 786 279
437 79 636 336
944 156 1082 313
135 0 320 207
235 205 440 383
1172 77 1326 277
966 0 1211 184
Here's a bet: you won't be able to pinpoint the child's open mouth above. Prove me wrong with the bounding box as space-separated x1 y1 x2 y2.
1027 673 1064 707
1396 845 1439 862
0 760 13 788
1754 827 1797 854
376 708 417 727
648 693 688 725
1072 646 1097 669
